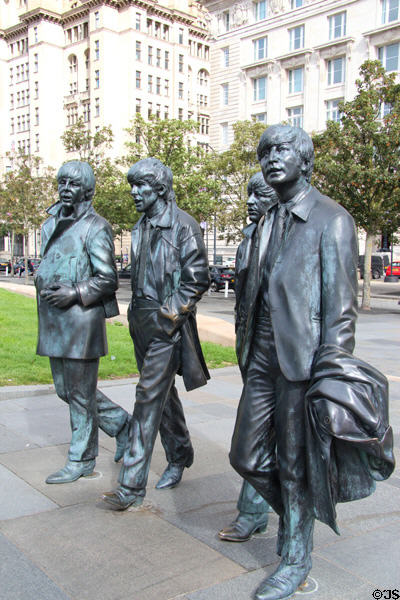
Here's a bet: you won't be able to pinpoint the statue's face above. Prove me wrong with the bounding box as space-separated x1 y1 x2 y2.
58 171 85 208
129 178 159 213
259 132 304 189
247 186 276 223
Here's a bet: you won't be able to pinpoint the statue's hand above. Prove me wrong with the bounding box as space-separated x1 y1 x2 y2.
40 283 78 308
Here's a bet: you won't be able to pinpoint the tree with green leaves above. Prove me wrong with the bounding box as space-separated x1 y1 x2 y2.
313 60 400 309
0 152 56 280
61 119 137 235
120 115 218 222
204 120 267 242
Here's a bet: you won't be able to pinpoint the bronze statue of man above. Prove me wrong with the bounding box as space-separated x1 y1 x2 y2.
36 161 130 484
229 125 359 600
219 172 275 543
103 158 210 510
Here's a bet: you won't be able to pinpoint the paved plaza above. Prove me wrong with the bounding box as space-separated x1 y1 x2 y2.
0 279 399 600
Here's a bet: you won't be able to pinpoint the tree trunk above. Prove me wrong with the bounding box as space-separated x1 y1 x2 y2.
10 231 15 276
361 231 374 310
24 233 29 284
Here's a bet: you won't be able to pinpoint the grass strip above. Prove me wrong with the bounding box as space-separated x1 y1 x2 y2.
0 288 237 386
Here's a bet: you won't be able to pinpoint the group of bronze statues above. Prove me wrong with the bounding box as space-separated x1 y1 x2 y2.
35 125 394 600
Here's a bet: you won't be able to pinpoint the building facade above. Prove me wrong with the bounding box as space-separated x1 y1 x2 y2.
0 0 211 258
203 0 400 256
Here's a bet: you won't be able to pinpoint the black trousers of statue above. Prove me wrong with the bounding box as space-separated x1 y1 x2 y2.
229 313 314 566
50 357 129 462
118 303 193 494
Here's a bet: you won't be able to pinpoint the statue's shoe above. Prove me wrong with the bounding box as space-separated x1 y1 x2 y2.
46 459 95 484
218 512 268 542
114 421 129 462
155 463 186 489
102 486 143 510
254 560 311 600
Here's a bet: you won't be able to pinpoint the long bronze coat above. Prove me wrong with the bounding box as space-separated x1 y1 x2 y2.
129 200 210 391
239 187 358 381
35 201 119 359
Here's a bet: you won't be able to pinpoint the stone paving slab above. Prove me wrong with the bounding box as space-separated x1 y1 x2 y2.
0 463 58 520
0 533 71 600
0 503 244 600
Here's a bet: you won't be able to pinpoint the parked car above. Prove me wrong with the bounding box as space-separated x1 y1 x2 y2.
209 265 235 292
118 263 131 279
0 260 10 272
385 262 400 278
223 257 236 268
358 254 389 280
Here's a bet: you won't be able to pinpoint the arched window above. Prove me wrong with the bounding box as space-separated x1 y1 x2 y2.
197 69 209 87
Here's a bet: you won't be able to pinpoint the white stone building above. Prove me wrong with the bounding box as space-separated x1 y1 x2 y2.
0 0 211 258
203 0 400 256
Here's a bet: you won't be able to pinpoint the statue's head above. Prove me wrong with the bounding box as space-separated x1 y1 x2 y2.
57 161 95 208
257 125 314 189
127 158 174 214
247 172 278 223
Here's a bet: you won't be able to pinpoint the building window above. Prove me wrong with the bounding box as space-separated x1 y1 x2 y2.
148 46 153 65
156 48 161 67
198 115 209 135
164 51 169 70
35 107 39 125
136 70 141 88
164 105 169 119
93 11 99 28
178 28 184 44
94 70 100 88
179 54 184 73
10 93 14 109
254 37 268 60
222 47 230 67
94 40 99 60
382 0 399 22
33 53 38 72
329 12 346 40
147 19 153 35
254 0 267 21
198 69 208 86
148 75 153 93
164 79 169 96
34 26 38 43
136 98 141 114
83 102 90 122
34 81 39 98
156 77 161 94
378 43 399 71
178 108 183 120
95 97 100 117
326 98 343 123
252 112 267 122
9 67 13 85
136 41 141 61
380 101 393 118
10 118 14 134
327 57 345 85
289 25 304 50
223 10 230 31
136 13 141 30
221 83 229 105
221 122 228 146
253 76 266 101
155 22 161 38
291 0 303 8
178 82 184 99
288 67 304 93
163 25 169 40
148 102 152 119
287 106 303 127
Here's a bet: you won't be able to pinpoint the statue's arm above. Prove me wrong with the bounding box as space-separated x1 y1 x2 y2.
75 219 118 306
320 211 358 353
159 225 209 336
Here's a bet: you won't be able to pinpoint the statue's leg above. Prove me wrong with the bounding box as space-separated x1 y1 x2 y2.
158 382 193 467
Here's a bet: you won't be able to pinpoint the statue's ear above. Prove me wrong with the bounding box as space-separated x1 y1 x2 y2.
157 182 167 198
